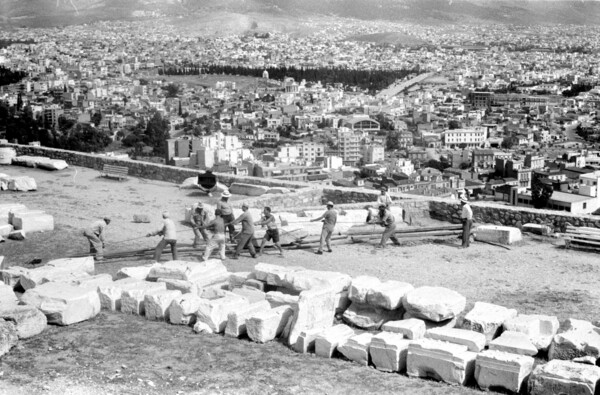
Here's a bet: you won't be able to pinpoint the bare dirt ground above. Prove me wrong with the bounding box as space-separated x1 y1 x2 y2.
1 165 600 394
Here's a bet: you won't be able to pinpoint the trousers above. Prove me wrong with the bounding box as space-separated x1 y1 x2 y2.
462 219 473 248
192 228 209 247
235 233 256 257
380 223 400 247
318 227 333 252
203 233 226 260
83 230 103 259
154 238 178 262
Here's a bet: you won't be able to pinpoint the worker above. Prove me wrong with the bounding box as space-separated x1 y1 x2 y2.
364 205 377 223
377 188 392 208
376 204 401 248
191 203 210 248
254 206 284 257
146 211 178 262
196 209 227 261
310 201 337 255
217 190 236 242
228 202 257 259
83 217 110 261
460 197 473 248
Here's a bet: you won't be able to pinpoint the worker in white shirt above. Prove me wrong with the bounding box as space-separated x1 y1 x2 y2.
460 197 473 248
147 211 178 262
377 188 392 208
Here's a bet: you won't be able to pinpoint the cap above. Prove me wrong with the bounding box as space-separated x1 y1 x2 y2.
242 202 249 208
222 190 231 198
326 201 334 206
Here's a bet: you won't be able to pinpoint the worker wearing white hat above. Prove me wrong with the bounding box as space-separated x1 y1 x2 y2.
217 190 235 242
460 197 473 248
310 201 337 255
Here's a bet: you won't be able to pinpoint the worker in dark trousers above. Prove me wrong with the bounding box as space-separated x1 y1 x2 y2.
217 190 236 242
460 197 473 248
229 203 257 259
83 217 110 261
376 205 401 248
147 211 178 263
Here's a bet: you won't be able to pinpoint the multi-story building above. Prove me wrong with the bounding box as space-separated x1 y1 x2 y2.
296 142 325 162
43 105 63 130
443 127 487 149
337 131 361 165
363 145 385 164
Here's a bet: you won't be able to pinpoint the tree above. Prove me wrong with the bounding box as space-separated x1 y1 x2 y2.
143 112 170 156
531 176 553 209
386 131 401 151
91 112 102 127
58 124 111 153
448 120 460 130
164 83 180 98
501 137 514 149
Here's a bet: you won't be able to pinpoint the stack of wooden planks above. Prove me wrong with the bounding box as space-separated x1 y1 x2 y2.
349 224 463 243
564 225 600 253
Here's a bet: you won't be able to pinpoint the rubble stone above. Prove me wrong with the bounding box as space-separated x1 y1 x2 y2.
338 333 374 366
225 300 271 338
314 324 355 358
348 276 381 304
168 293 202 326
342 302 404 330
489 331 538 356
402 286 466 322
529 360 600 395
425 327 487 352
247 305 294 343
462 301 518 344
382 318 426 340
370 332 411 373
0 305 47 339
8 230 25 240
144 289 182 321
475 350 534 393
366 281 414 310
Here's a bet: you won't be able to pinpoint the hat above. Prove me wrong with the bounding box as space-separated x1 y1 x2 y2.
326 201 334 206
196 202 204 208
460 197 468 203
242 202 249 208
103 217 111 223
222 190 231 198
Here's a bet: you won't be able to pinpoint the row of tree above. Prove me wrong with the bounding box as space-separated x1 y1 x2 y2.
0 66 27 87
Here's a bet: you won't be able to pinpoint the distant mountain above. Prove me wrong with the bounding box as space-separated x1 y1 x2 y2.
2 0 600 28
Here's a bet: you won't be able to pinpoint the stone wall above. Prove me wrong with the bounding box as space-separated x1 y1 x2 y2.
230 188 323 210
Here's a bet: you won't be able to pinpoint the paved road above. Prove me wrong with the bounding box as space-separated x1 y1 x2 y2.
376 72 435 98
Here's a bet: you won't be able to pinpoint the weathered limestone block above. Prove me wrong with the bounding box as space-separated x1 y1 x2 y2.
8 230 25 240
8 176 37 191
475 350 534 393
529 360 600 395
156 278 199 294
0 266 29 287
549 318 600 360
283 270 351 294
8 208 40 224
120 282 167 315
0 224 13 237
338 333 374 366
342 302 404 330
243 279 266 291
147 259 228 284
225 300 271 338
370 332 411 373
0 319 18 357
522 223 552 236
334 291 351 315
425 327 487 352
229 182 269 196
462 301 518 344
315 324 355 358
382 318 426 340
168 293 202 326
246 305 294 344
489 331 538 356
0 305 46 339
366 281 414 310
504 314 560 351
402 286 466 322
0 203 27 220
74 274 113 290
115 264 156 281
288 287 336 347
348 276 381 304
253 263 304 287
196 293 249 333
294 327 325 354
46 257 95 274
0 282 18 308
97 278 144 311
475 225 522 245
231 287 266 304
20 282 101 325
12 212 54 233
406 338 477 386
228 271 252 289
266 291 299 308
144 289 182 321
20 265 91 290
193 321 213 334
403 311 458 330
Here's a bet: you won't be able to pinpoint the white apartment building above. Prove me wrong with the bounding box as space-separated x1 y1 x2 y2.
338 130 361 165
363 145 385 164
296 142 325 162
276 144 299 163
443 127 487 148
395 159 415 175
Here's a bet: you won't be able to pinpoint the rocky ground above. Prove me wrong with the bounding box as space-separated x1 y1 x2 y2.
1 164 600 394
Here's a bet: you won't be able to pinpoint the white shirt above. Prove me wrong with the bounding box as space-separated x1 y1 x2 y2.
461 204 473 220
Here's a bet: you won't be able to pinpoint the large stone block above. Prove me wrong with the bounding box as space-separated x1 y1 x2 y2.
0 223 13 237
8 176 37 191
489 331 538 356
115 264 156 281
229 182 269 196
504 314 560 351
0 305 47 339
253 263 304 287
425 327 487 352
20 282 101 325
0 282 18 308
462 301 518 344
12 212 54 233
294 327 325 354
0 203 27 221
475 225 522 245
147 259 228 284
382 318 426 340
315 324 355 358
475 350 534 393
348 276 381 304
247 305 294 344
403 311 457 330
97 278 145 311
228 271 252 289
549 318 600 361
370 332 411 373
7 207 37 224
266 291 299 308
144 289 182 321
366 281 414 310
283 270 352 294
529 360 600 395
402 286 466 322
168 293 202 326
120 282 168 315
406 338 477 386
156 278 199 294
342 302 404 330
338 333 374 366
74 274 113 291
46 257 95 275
522 223 552 236
288 287 336 347
225 300 271 338
0 266 29 288
0 319 18 357
231 287 266 304
19 265 92 290
196 293 249 333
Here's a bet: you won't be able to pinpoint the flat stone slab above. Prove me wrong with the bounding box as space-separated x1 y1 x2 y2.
425 327 487 352
144 289 182 321
504 314 560 351
147 259 228 283
475 350 534 393
266 291 299 308
462 301 517 344
288 287 336 347
0 266 30 288
229 182 269 196
0 305 47 339
97 278 145 311
315 324 355 358
247 305 294 344
406 338 477 386
342 302 404 330
549 318 600 361
253 263 305 287
225 300 271 338
348 276 381 304
20 282 101 325
370 332 411 373
20 265 92 290
475 225 522 245
366 281 414 310
168 293 203 326
12 212 54 233
402 286 466 322
529 360 600 395
196 293 249 333
231 287 266 304
489 331 538 356
120 282 168 315
115 264 157 281
382 319 426 340
46 257 95 274
338 333 374 366
0 319 18 357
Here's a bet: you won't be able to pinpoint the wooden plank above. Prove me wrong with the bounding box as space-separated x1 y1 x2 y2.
564 232 600 242
564 243 600 253
564 237 600 247
566 226 600 234
347 224 461 236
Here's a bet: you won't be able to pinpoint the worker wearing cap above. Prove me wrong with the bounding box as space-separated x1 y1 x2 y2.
83 217 110 261
377 188 392 208
147 211 178 262
229 202 257 259
376 204 401 248
254 206 284 257
197 208 227 261
310 201 337 255
191 203 210 248
460 197 473 248
217 190 236 242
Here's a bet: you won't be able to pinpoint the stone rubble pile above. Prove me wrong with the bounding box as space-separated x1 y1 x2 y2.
1 259 600 394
